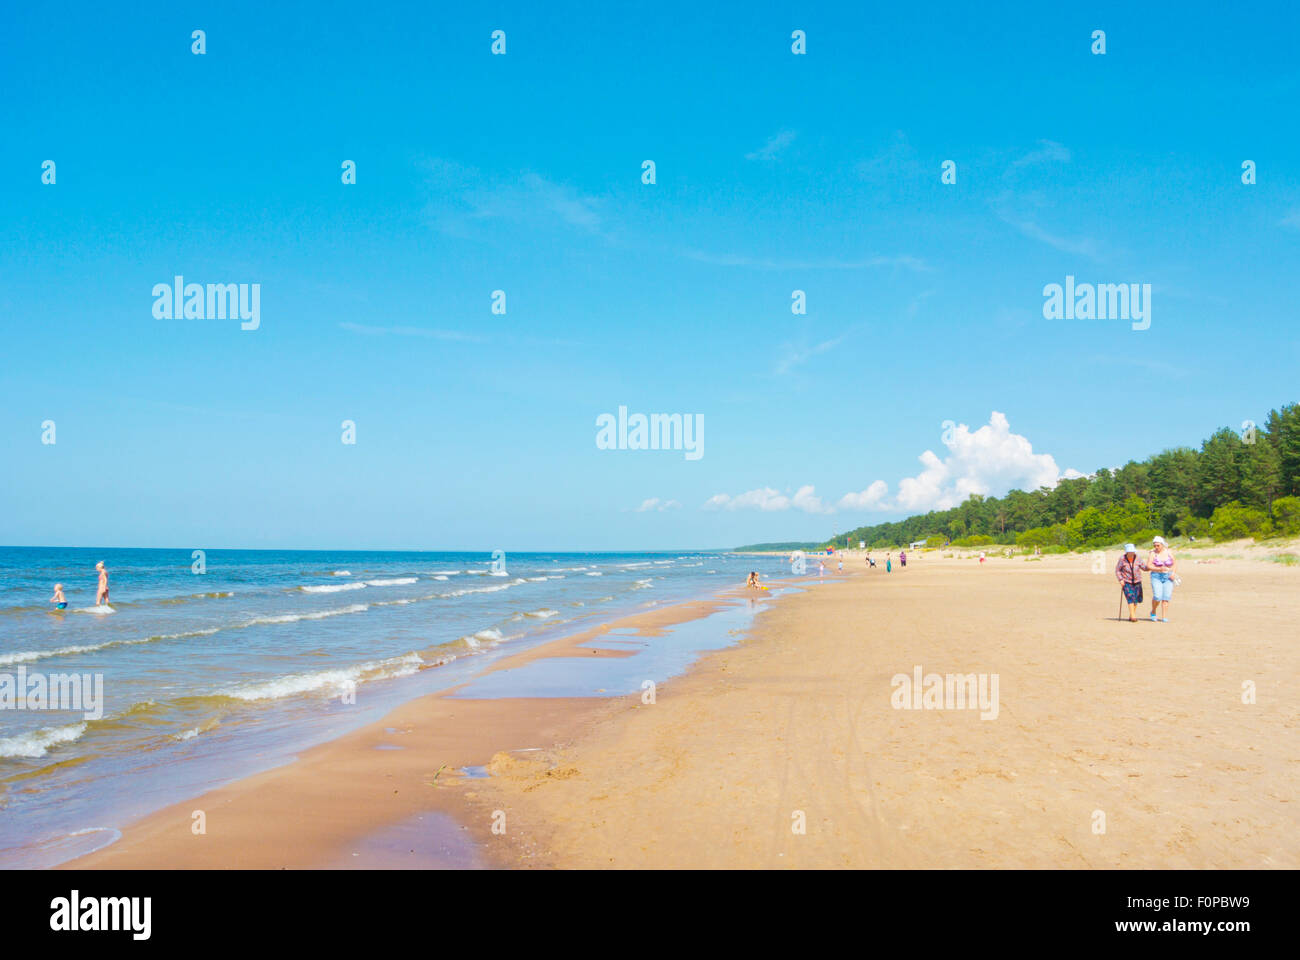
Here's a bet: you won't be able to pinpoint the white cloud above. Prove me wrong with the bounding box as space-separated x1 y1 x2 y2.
791 485 832 514
703 486 830 514
891 411 1065 512
703 487 789 512
837 480 889 511
706 413 1074 519
634 498 681 513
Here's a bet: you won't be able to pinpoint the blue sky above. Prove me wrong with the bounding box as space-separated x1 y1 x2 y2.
3 1 1298 550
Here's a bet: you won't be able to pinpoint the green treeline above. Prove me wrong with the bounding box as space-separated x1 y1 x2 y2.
733 541 826 552
835 403 1300 552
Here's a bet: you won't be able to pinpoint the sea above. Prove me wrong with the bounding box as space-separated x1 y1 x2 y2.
0 546 799 867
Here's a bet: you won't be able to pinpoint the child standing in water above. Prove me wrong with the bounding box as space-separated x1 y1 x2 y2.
50 583 68 611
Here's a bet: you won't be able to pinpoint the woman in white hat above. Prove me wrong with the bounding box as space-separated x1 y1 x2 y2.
1114 544 1146 621
1146 536 1176 622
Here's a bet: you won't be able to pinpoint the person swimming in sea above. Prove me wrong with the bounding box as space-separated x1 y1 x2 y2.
50 583 68 611
95 561 109 606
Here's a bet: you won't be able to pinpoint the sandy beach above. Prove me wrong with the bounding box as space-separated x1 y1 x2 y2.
68 547 1299 870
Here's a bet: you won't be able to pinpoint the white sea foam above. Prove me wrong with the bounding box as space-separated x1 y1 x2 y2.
524 608 559 619
429 570 461 576
0 722 88 758
245 603 369 626
443 583 514 598
224 652 422 702
432 575 449 581
632 578 653 589
585 571 603 576
0 628 218 668
366 577 417 586
525 577 548 582
331 570 352 576
300 582 367 594
460 628 507 649
173 717 221 742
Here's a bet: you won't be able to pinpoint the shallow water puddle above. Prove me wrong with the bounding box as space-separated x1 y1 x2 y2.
448 599 766 699
332 811 483 869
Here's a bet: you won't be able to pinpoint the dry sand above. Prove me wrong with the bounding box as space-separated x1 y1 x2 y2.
70 550 1298 869
473 551 1298 868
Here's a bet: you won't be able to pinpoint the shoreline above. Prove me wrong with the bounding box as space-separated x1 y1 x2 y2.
63 581 795 869
55 546 1300 869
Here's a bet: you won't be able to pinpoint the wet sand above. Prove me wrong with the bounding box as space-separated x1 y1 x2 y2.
66 593 768 868
69 550 1299 869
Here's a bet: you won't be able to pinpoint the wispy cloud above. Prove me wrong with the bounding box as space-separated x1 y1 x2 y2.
746 130 797 161
633 498 681 513
338 322 484 342
683 250 929 271
776 334 845 375
994 197 1101 260
420 157 605 237
853 131 921 185
1005 216 1100 258
1012 139 1071 168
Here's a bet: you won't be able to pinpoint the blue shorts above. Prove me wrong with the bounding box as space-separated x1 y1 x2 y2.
1150 572 1173 602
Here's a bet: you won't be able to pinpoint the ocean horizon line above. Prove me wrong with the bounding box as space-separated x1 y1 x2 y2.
0 544 740 555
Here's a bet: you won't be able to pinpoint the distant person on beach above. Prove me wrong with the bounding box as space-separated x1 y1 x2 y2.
50 583 67 611
1114 544 1147 622
95 561 109 605
818 560 826 579
746 571 761 589
837 557 843 573
978 551 986 564
1147 536 1176 622
899 550 907 568
886 554 892 573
